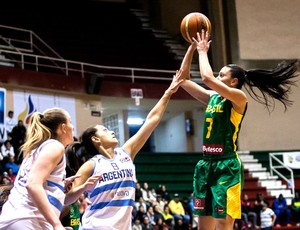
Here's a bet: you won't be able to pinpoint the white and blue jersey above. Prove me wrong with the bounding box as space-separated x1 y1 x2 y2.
80 148 136 230
0 139 66 229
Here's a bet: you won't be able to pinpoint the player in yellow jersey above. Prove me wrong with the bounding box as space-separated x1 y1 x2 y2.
178 30 298 230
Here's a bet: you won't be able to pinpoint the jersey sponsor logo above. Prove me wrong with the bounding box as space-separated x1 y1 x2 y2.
215 206 224 213
115 190 130 197
101 169 134 182
206 104 224 113
194 198 205 210
203 144 224 154
120 156 131 163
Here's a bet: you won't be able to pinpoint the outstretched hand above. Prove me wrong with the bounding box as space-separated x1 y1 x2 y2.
192 29 211 53
64 175 81 193
82 174 102 191
168 69 185 93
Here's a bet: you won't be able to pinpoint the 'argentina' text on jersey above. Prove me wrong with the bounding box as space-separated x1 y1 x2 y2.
101 168 134 182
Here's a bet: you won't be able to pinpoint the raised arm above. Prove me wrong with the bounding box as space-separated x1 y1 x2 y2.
179 42 211 104
123 69 184 160
193 30 247 113
180 42 197 80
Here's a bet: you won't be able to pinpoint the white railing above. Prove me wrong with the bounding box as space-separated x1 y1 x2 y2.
0 24 203 83
269 152 295 197
0 24 62 58
0 48 188 82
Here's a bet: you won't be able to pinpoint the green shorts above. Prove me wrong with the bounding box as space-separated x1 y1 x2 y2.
193 157 244 219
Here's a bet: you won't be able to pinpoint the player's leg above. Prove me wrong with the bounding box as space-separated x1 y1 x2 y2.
198 216 215 230
215 214 235 230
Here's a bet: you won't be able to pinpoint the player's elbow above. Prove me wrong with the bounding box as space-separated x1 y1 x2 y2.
202 75 213 84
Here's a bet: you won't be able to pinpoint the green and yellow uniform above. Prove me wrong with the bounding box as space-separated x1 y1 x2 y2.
193 94 247 219
61 201 81 230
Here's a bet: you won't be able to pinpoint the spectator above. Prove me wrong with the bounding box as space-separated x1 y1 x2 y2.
0 176 11 185
11 120 27 162
4 111 17 140
6 168 16 183
154 217 168 230
189 193 194 213
157 185 171 203
135 197 148 215
155 194 165 213
135 182 143 202
5 156 19 176
0 152 4 173
182 196 193 226
132 218 143 230
0 172 11 185
168 193 190 226
153 204 164 226
291 192 300 226
142 216 154 230
241 194 258 228
272 193 292 227
146 206 156 226
135 204 147 223
142 182 156 207
254 193 269 218
260 202 276 230
162 205 174 229
151 188 157 199
174 219 187 230
233 219 247 230
1 140 15 159
189 193 199 230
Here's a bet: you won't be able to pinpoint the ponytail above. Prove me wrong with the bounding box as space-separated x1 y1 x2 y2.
21 108 68 157
81 127 99 157
229 60 299 111
21 112 52 157
65 142 84 177
65 127 99 177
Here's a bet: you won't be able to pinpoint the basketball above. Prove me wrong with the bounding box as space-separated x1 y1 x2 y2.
180 12 211 43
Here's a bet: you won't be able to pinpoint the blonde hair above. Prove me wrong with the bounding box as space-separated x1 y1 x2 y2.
21 108 68 157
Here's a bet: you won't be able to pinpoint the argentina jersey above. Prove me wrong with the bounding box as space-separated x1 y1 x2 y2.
0 139 66 223
81 148 136 230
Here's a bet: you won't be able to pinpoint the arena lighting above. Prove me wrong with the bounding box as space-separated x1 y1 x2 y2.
127 117 144 125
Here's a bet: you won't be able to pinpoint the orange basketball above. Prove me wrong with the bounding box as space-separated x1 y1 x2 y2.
180 12 211 43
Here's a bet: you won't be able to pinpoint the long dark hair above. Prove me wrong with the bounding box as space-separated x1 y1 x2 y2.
65 127 99 176
81 127 99 157
65 142 83 177
228 60 299 111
